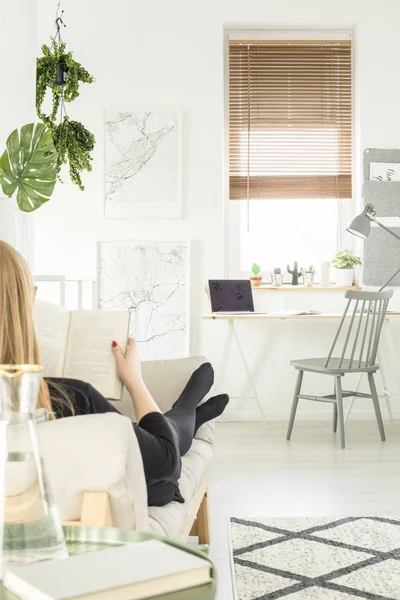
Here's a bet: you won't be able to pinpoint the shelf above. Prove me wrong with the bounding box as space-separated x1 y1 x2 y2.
252 285 362 292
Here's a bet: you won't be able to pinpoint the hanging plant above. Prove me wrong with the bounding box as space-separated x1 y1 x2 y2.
36 35 95 190
36 39 94 125
51 118 95 190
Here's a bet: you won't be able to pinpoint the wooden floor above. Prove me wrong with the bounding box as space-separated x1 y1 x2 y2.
209 420 400 600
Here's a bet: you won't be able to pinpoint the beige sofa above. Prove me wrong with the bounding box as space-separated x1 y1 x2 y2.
38 357 215 543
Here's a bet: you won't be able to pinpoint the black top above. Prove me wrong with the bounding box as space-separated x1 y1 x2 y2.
47 378 183 507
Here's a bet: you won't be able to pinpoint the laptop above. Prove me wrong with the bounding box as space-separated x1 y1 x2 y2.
208 279 256 313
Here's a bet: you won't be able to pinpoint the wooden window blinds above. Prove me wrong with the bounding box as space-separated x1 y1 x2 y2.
229 40 352 201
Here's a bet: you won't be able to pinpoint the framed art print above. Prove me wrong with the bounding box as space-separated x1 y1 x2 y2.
97 241 189 360
105 109 183 219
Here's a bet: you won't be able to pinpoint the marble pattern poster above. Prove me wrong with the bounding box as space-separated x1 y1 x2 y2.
104 109 182 219
98 242 188 360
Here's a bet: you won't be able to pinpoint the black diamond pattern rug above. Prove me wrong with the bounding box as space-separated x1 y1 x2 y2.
230 517 400 600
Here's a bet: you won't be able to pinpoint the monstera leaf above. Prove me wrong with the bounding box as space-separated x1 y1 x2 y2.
0 123 58 212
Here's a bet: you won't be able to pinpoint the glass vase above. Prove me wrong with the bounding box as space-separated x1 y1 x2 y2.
304 272 315 287
0 365 68 579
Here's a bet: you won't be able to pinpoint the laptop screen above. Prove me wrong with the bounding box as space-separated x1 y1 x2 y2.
208 280 255 312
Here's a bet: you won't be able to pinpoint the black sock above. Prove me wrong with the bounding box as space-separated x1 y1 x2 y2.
171 362 214 412
195 394 229 433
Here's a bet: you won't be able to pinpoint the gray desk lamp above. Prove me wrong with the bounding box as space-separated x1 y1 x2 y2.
347 203 400 290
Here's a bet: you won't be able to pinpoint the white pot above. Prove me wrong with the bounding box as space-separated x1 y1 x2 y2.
334 268 354 287
320 261 331 286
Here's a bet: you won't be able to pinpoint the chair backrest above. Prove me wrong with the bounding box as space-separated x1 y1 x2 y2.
324 289 394 369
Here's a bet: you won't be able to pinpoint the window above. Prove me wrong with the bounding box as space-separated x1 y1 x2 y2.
228 34 353 273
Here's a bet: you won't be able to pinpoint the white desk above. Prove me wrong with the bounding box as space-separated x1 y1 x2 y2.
203 312 400 423
252 285 362 293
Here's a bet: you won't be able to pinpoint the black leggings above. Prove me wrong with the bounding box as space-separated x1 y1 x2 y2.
135 402 197 479
134 408 194 505
134 384 204 484
48 364 213 506
120 362 214 498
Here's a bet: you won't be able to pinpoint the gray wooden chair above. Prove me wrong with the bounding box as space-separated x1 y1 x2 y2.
286 289 394 448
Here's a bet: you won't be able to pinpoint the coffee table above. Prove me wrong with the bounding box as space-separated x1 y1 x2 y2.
1 525 216 600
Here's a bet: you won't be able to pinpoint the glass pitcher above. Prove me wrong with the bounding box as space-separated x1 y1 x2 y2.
0 365 68 578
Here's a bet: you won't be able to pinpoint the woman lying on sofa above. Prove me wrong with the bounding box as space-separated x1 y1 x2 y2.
0 241 228 507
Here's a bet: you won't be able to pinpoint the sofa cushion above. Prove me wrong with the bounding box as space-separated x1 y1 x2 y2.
142 357 211 413
115 357 217 422
148 438 213 539
195 420 215 445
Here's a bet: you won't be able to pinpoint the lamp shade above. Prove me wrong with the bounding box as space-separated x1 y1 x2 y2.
347 211 371 239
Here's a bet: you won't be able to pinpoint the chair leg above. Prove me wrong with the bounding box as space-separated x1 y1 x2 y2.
335 377 345 449
368 373 386 442
333 403 338 433
286 370 304 440
345 372 363 423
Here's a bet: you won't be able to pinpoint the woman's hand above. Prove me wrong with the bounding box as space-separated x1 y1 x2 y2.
112 337 143 393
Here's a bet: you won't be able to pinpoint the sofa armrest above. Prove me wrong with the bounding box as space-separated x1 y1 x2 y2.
116 357 212 417
37 413 150 531
115 357 216 445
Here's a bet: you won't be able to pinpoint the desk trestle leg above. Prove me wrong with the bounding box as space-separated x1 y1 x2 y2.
215 320 267 424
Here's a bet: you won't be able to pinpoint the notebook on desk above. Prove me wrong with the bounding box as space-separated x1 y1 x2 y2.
208 279 261 313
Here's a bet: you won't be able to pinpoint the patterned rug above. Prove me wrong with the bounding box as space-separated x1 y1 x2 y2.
230 517 400 600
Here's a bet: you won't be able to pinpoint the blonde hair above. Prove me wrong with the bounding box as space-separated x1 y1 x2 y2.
0 240 61 416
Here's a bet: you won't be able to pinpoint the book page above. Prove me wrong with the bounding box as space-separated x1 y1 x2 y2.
33 300 70 377
63 310 130 399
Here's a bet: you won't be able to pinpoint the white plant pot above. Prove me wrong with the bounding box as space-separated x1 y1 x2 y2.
334 268 354 287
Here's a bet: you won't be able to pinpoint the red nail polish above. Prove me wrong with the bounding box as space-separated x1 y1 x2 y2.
112 341 117 347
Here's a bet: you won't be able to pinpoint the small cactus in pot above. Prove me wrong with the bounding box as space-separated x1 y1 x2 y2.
287 262 303 286
250 263 262 287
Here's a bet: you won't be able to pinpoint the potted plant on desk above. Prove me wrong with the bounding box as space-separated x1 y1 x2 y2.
332 250 361 287
303 265 316 287
287 262 303 286
273 267 282 287
250 263 262 287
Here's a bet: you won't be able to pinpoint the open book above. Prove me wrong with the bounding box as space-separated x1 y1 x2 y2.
34 300 130 399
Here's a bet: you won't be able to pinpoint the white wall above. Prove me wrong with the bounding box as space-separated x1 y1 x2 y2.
33 0 400 420
0 0 37 261
0 1 37 146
